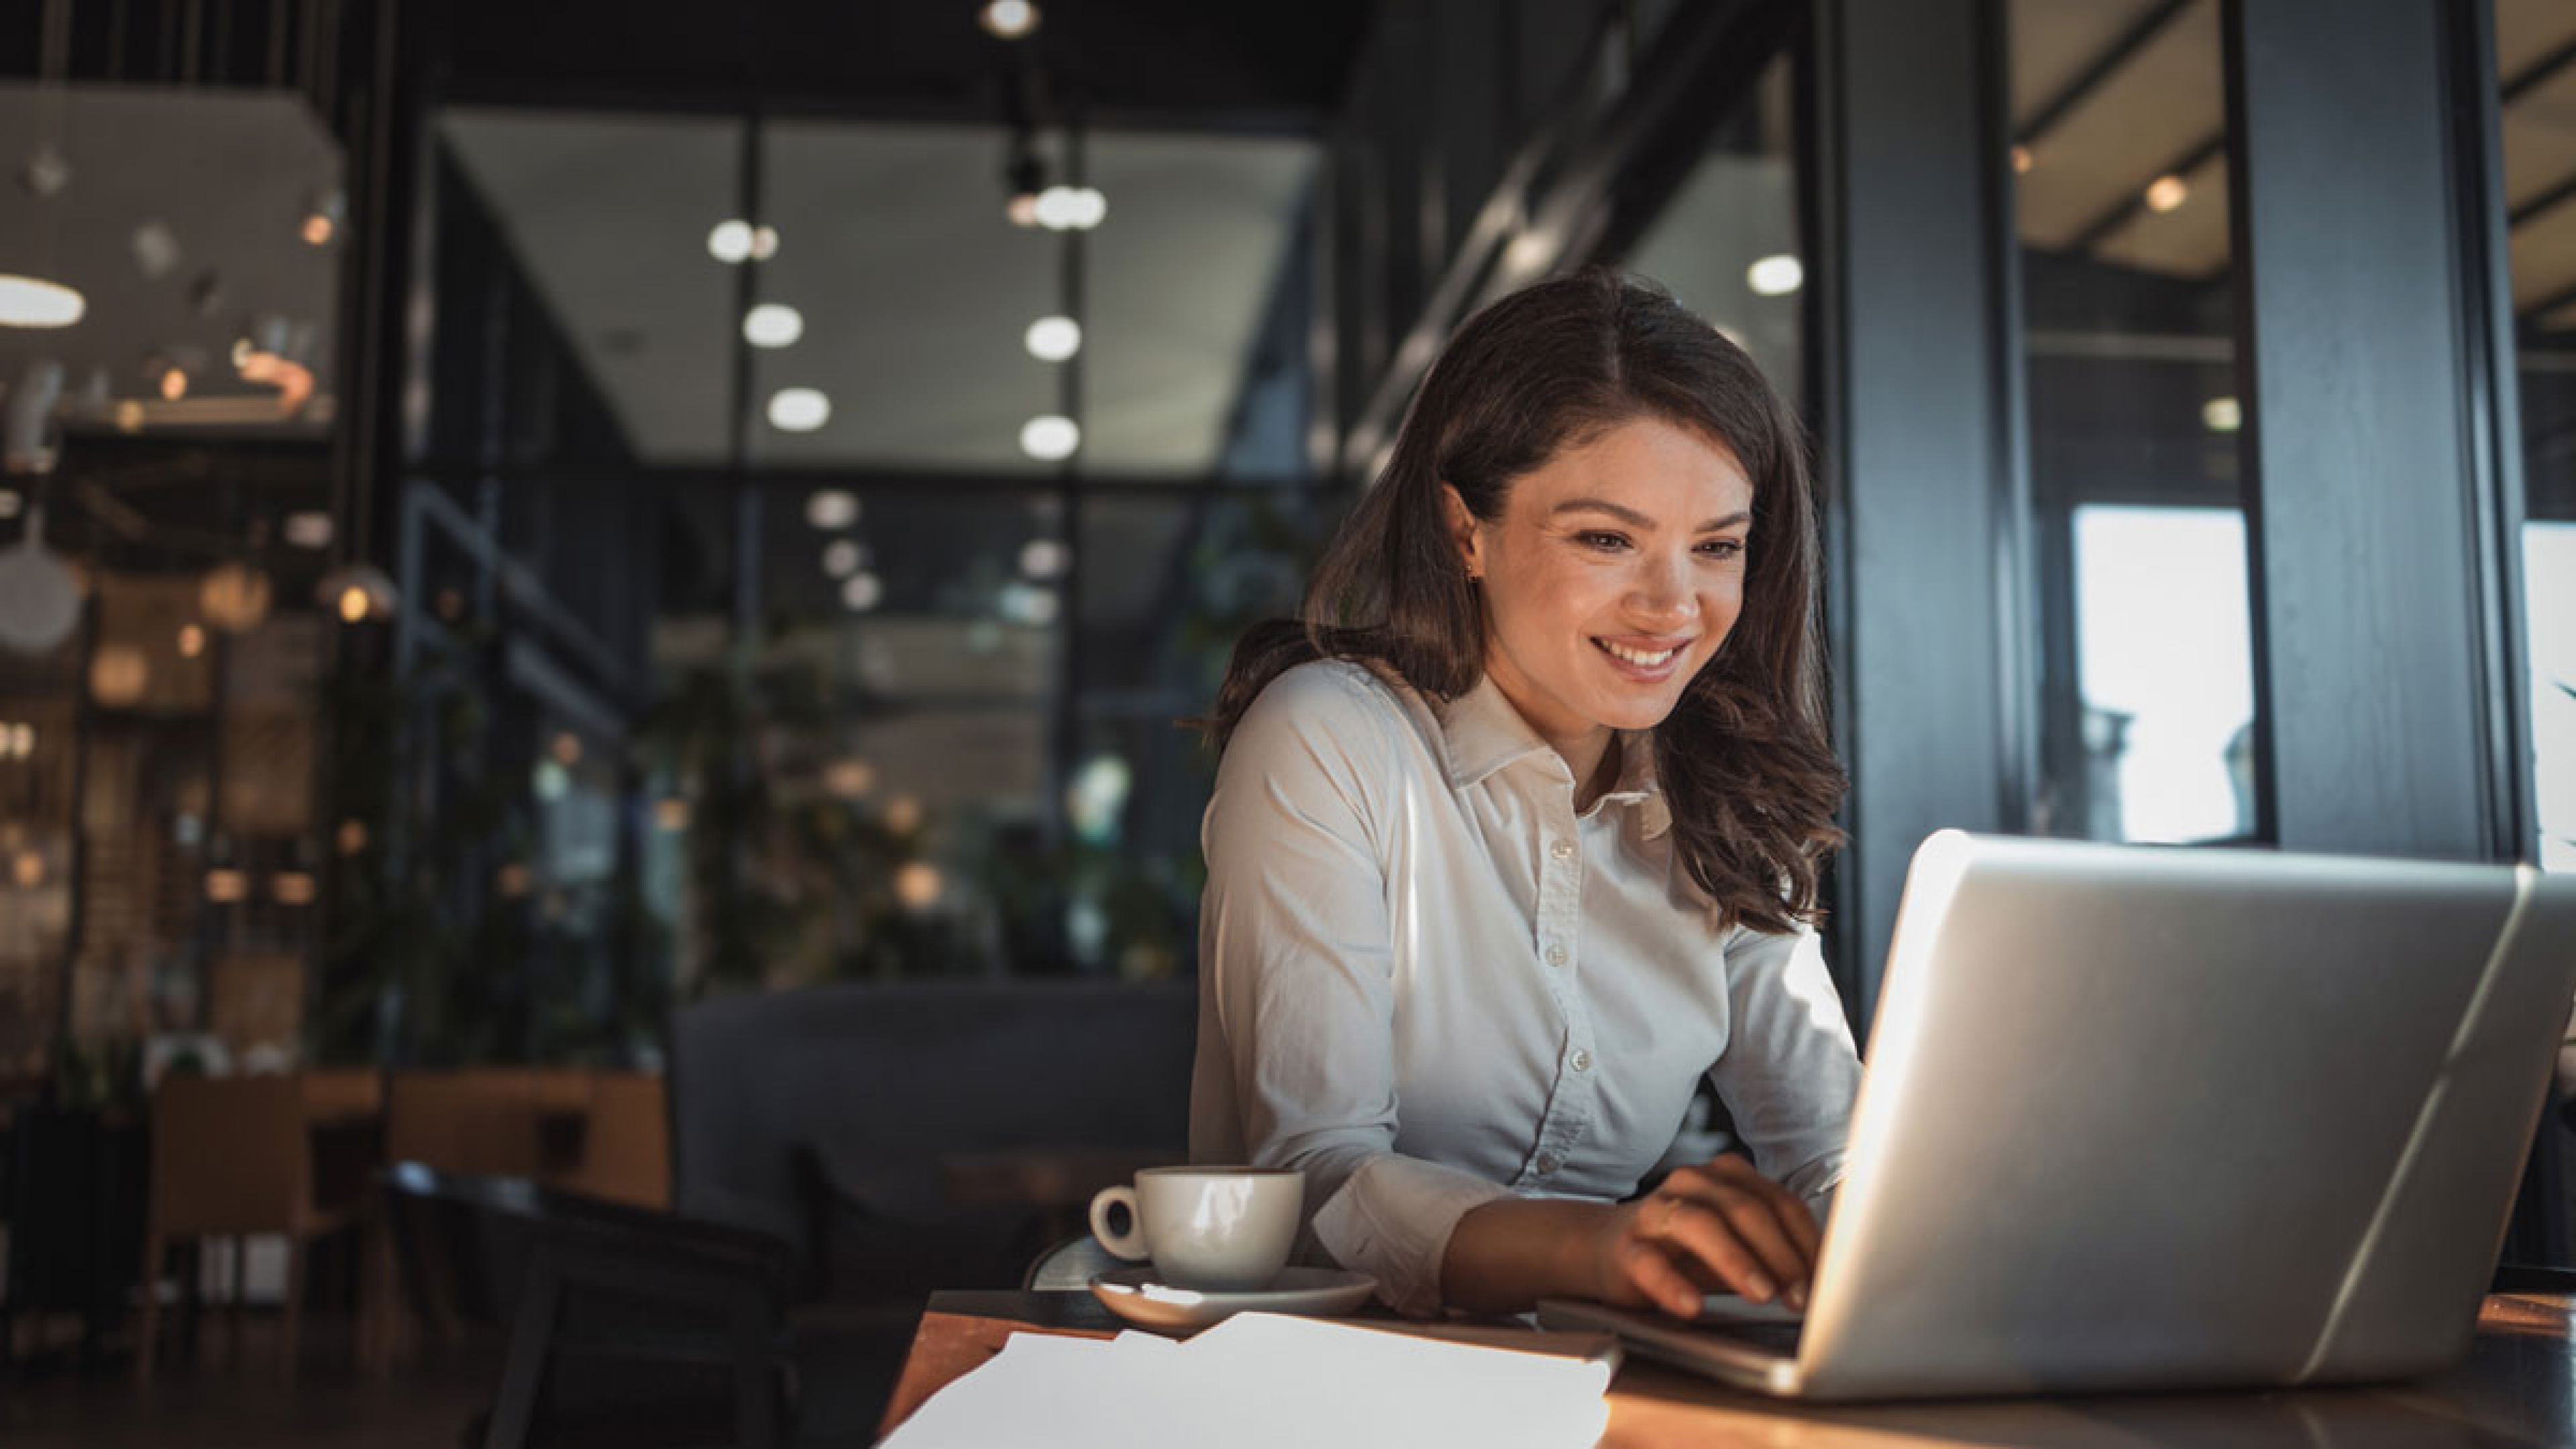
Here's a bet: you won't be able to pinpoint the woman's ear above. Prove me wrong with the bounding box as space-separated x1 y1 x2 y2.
1439 483 1485 580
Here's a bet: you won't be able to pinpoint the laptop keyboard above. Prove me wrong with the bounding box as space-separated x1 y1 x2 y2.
1710 1318 1805 1354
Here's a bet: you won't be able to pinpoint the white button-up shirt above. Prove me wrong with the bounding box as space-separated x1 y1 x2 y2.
1190 659 1862 1316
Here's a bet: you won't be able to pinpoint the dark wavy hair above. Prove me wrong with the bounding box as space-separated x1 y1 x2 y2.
1205 268 1845 934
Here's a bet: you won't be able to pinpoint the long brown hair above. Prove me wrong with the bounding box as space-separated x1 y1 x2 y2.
1208 269 1845 934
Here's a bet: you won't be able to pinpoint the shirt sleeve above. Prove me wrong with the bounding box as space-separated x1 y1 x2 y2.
1195 666 1511 1316
1705 924 1864 1220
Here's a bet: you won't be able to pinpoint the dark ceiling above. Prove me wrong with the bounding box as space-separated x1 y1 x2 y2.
429 0 1377 129
0 1 1378 130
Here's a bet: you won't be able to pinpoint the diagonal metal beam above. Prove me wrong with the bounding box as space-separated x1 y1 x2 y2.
2504 32 2576 103
2013 0 2197 147
2520 275 2576 329
2058 21 2576 260
2063 133 2225 255
2511 169 2576 229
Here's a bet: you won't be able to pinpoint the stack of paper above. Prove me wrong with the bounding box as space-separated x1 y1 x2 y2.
883 1312 1615 1448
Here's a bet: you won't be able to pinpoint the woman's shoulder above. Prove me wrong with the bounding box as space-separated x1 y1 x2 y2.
1229 658 1440 772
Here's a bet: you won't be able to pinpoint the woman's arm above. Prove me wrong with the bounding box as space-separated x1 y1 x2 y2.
1197 666 1511 1314
1440 1155 1823 1317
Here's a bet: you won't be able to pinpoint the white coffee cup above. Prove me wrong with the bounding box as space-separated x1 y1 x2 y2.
1087 1165 1303 1291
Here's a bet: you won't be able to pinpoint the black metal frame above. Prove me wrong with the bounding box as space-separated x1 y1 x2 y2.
1810 0 2029 1027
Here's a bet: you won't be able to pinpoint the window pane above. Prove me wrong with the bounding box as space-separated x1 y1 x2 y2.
2010 0 2259 842
435 109 745 466
2071 506 2256 843
1622 52 1803 401
749 121 1318 478
2526 524 2576 871
2498 0 2576 870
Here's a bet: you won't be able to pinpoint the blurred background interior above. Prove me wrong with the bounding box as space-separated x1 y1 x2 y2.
0 0 2571 1444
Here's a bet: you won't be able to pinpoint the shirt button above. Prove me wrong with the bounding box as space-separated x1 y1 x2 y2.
1536 1153 1562 1175
1550 839 1575 861
1570 1049 1592 1073
1544 945 1568 967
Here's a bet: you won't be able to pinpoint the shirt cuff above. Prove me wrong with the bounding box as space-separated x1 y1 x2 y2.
1309 1154 1513 1318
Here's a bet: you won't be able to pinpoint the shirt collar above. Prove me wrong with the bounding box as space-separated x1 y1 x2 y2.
1436 674 1674 840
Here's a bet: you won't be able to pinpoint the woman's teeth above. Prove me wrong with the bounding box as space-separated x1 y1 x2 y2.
1599 640 1678 667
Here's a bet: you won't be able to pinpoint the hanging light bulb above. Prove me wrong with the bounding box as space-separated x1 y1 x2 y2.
979 1 1041 40
0 504 81 655
1004 147 1046 228
299 186 345 246
199 561 273 633
315 561 398 623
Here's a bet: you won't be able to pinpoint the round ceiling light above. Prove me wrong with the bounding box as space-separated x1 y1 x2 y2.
1746 254 1804 298
708 220 777 264
979 1 1040 40
0 274 85 329
1033 185 1107 231
804 489 859 529
744 303 804 349
1019 415 1080 462
1024 315 1081 362
768 388 831 433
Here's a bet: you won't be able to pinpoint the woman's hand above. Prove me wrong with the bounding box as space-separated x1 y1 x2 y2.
1587 1156 1822 1319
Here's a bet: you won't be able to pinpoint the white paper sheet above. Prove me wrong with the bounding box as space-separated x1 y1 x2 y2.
882 1312 1613 1448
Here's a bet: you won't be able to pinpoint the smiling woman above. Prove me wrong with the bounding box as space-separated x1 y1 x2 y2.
1189 270 1858 1322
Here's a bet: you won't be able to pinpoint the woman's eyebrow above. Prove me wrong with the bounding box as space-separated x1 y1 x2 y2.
1549 497 1752 532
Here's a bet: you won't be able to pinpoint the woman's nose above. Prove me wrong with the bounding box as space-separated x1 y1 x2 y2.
1627 551 1699 621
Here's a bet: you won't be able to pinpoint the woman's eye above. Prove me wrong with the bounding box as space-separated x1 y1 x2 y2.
1576 531 1630 551
1699 539 1746 560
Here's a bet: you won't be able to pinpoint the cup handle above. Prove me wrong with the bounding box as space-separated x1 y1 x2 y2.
1089 1185 1148 1260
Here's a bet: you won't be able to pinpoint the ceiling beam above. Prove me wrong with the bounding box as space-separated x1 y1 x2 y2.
2520 275 2576 328
2055 17 2576 263
2504 32 2576 103
2012 0 2196 148
2063 133 2225 256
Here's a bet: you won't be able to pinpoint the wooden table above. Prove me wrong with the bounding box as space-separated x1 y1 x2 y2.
879 1289 2576 1446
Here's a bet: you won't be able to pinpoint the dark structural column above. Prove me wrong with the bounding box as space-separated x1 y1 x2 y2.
2223 0 2519 860
2226 0 2552 1263
1812 0 2029 1028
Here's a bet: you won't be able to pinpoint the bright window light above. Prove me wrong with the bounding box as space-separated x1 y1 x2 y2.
2524 523 2576 870
2073 505 2256 843
708 219 753 263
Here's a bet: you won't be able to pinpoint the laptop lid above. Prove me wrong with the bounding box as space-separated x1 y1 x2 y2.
1780 833 2576 1400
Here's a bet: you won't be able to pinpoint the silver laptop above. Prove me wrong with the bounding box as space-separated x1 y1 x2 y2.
1538 830 2576 1401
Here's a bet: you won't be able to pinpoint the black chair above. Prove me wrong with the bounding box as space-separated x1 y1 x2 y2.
378 1163 796 1449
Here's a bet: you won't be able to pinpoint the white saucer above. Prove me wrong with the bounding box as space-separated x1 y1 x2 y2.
1087 1265 1378 1332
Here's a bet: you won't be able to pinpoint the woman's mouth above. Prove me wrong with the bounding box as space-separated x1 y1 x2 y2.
1593 637 1690 680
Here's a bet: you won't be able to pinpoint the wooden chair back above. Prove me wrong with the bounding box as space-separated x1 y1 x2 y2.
564 1071 669 1209
150 1073 309 1235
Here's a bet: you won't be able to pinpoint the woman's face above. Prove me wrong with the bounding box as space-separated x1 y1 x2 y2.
1446 415 1754 755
